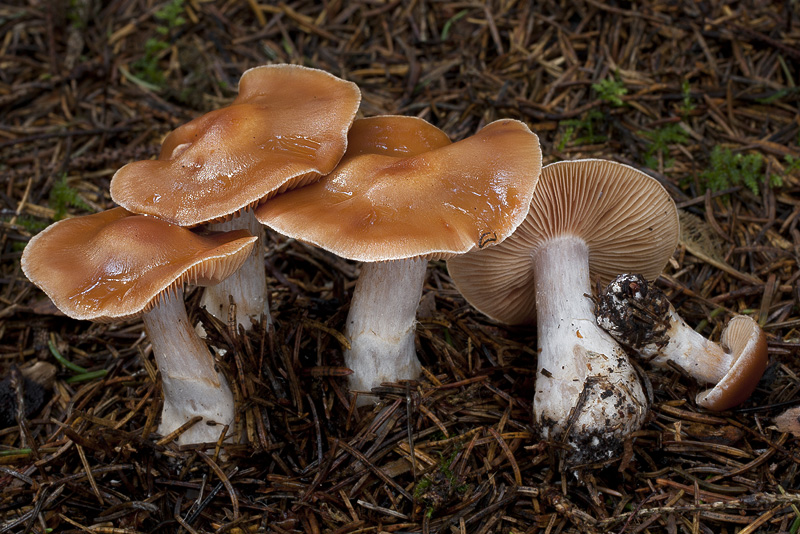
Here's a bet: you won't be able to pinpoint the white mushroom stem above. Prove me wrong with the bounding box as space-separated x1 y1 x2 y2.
201 209 270 331
632 306 733 384
344 258 426 406
595 274 767 410
143 288 235 445
532 236 648 457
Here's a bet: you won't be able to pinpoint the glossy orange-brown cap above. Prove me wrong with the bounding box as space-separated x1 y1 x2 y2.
110 64 362 227
21 208 258 322
697 315 768 411
341 115 452 159
256 117 542 262
447 159 680 325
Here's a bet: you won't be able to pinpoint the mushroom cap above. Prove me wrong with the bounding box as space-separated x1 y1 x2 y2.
339 115 452 159
21 208 258 322
110 64 362 227
696 315 767 410
447 159 680 325
256 117 542 262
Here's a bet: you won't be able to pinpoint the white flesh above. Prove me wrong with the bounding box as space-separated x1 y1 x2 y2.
344 258 426 406
143 288 235 445
532 236 648 457
636 306 734 385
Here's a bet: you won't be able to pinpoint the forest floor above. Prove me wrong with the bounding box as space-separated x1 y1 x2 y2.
2 1 800 532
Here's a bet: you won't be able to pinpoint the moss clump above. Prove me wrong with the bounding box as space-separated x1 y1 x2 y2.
700 146 781 197
49 175 92 221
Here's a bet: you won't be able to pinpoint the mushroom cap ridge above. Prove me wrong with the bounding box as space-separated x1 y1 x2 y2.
110 64 362 227
696 315 768 410
447 159 680 325
21 208 258 322
256 117 542 262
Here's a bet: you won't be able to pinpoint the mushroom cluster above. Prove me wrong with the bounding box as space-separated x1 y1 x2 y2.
21 65 361 445
20 63 767 463
111 64 361 330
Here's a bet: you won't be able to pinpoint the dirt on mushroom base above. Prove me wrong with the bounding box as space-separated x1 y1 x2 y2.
595 273 673 354
539 350 648 466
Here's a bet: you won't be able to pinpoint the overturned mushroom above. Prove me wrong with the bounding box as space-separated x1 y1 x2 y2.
448 160 679 464
21 208 257 444
596 273 767 411
257 117 542 405
111 64 361 330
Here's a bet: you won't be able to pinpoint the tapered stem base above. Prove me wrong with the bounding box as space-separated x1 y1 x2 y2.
144 289 235 445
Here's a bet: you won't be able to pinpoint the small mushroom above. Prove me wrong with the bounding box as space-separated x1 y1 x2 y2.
447 160 680 463
111 64 361 330
257 116 542 405
21 208 257 445
595 273 767 411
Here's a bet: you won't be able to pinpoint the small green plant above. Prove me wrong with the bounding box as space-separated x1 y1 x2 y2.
592 76 627 107
557 109 606 151
131 0 186 87
641 122 689 169
700 146 782 197
755 86 800 105
4 215 49 235
440 9 469 41
785 154 800 175
680 80 696 116
67 0 87 29
413 449 467 519
49 175 91 221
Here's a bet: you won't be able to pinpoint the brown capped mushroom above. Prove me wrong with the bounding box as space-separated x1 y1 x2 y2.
21 208 257 445
596 273 767 411
111 64 361 330
257 117 542 405
447 159 680 464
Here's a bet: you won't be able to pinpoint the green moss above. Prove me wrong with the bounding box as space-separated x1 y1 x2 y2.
699 146 782 197
641 123 689 169
680 80 696 116
6 215 48 234
592 76 627 107
557 109 606 150
785 155 800 175
413 448 467 518
49 175 91 221
67 0 87 29
131 0 186 88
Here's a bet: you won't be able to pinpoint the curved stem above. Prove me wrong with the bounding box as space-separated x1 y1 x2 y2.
143 288 234 444
344 258 426 406
644 308 734 384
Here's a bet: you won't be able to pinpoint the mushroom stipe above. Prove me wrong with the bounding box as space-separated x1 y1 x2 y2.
596 273 768 411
